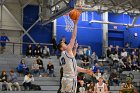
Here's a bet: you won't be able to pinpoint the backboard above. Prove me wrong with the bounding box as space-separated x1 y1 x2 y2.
40 0 75 25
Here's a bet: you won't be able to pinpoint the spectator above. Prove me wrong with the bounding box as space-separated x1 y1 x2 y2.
100 63 105 74
125 55 132 71
79 80 86 93
23 73 34 90
59 36 67 44
125 42 129 48
87 82 94 93
8 70 20 91
77 47 84 60
17 59 29 75
102 71 109 83
47 61 55 77
91 51 98 65
31 60 40 76
51 36 57 55
138 50 140 66
132 48 138 56
121 48 127 60
131 55 139 71
0 70 8 91
92 63 100 73
106 47 112 58
81 55 90 67
0 32 10 54
42 45 50 58
26 44 33 58
33 44 41 57
109 69 119 86
114 46 119 56
94 77 108 93
37 57 45 74
86 47 92 58
95 69 102 80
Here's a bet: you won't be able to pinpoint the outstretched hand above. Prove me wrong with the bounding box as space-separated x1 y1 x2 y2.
85 69 94 76
74 40 78 48
72 20 78 25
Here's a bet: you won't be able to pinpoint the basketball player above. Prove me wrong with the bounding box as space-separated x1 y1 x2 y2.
58 19 93 93
94 77 108 93
120 76 138 93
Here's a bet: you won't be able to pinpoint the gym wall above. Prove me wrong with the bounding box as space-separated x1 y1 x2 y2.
23 5 53 54
108 13 140 48
0 5 22 54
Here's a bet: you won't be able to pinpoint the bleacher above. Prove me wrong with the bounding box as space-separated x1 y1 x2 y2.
0 54 140 93
0 54 60 93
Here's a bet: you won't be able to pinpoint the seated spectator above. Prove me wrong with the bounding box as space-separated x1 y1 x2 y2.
26 44 33 58
114 46 119 56
77 47 84 59
87 82 94 93
81 55 90 67
47 61 55 77
99 63 105 74
33 44 41 57
95 69 102 80
0 70 9 91
31 60 40 76
121 48 127 61
37 57 45 73
102 71 109 83
8 70 20 91
131 55 139 71
41 45 50 58
106 46 112 58
124 55 132 71
23 73 34 90
86 47 92 58
132 48 138 56
92 63 100 73
138 50 140 66
78 80 86 93
17 59 29 75
91 51 98 65
109 69 119 86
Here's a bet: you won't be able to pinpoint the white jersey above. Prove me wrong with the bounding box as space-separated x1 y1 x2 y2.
60 51 77 77
60 51 77 93
96 83 105 93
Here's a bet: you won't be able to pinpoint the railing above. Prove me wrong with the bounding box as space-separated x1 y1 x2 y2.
0 41 91 55
0 41 53 55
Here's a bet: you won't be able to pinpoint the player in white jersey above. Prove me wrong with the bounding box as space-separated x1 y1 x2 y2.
58 19 93 93
94 77 108 93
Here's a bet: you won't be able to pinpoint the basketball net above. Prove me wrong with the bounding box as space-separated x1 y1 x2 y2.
63 0 83 32
63 13 74 32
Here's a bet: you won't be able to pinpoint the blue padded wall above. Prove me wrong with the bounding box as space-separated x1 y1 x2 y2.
56 12 103 56
108 13 140 48
23 5 53 54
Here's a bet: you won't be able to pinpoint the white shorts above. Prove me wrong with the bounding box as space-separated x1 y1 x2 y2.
61 77 77 93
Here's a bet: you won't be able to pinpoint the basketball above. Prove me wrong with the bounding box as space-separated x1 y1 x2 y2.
69 9 81 20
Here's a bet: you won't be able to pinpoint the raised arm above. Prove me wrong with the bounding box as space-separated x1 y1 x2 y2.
67 20 78 52
73 40 78 56
77 66 93 75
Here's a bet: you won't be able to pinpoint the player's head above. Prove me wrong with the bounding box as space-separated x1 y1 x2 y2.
58 41 67 52
98 77 103 82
